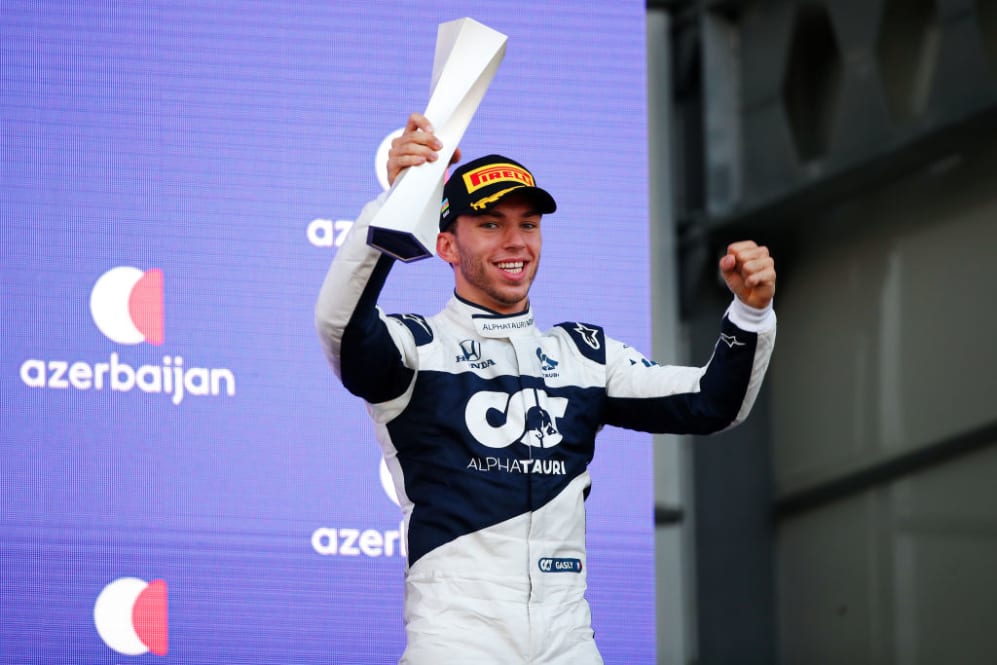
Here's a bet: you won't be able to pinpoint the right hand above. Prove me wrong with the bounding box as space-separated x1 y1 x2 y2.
386 112 462 186
719 241 776 310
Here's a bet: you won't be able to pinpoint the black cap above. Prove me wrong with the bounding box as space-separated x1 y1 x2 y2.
439 154 557 230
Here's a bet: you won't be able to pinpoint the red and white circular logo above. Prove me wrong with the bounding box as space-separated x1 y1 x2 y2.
89 267 165 345
93 577 169 656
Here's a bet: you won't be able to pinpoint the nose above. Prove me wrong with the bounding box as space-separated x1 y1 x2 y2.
502 225 526 248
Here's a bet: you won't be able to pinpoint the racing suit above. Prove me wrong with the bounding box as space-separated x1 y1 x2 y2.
315 193 776 664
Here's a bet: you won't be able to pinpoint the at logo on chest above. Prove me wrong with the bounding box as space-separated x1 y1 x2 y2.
465 387 568 449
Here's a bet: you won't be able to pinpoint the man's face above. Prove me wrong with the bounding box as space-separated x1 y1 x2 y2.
436 191 542 314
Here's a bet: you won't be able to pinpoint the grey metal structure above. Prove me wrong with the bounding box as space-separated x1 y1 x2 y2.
648 0 997 662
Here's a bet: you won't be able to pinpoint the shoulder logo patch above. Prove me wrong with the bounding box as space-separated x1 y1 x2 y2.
400 314 431 336
573 323 601 350
388 313 434 346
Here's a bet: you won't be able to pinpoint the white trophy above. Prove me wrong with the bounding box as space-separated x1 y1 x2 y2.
367 18 508 262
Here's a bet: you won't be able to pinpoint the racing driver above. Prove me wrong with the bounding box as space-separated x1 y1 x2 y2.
315 113 777 664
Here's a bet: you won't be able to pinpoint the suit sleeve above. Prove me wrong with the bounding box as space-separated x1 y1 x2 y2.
603 298 776 435
314 193 417 404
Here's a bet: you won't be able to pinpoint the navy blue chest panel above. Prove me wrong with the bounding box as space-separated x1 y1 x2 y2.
387 370 606 565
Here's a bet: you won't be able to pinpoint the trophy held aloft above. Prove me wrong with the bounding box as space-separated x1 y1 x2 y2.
367 18 508 262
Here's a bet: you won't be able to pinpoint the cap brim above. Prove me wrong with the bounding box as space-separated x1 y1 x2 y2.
440 183 558 231
480 185 557 215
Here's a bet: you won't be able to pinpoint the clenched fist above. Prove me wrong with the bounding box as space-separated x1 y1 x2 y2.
719 241 776 310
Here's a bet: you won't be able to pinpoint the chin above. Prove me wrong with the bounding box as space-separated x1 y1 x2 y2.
498 293 530 310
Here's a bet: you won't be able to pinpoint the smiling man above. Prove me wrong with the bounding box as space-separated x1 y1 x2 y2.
315 113 777 664
436 156 552 314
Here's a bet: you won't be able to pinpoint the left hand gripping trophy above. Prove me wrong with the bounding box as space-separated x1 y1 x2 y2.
366 18 508 261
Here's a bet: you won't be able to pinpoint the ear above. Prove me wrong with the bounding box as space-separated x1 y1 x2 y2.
437 231 458 265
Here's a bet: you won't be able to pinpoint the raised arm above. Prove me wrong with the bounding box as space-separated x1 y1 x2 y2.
603 241 776 434
315 113 458 402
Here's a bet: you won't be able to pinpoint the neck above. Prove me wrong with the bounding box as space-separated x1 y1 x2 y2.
453 290 529 316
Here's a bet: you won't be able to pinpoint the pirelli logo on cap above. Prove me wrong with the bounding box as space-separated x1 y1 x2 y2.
463 163 535 193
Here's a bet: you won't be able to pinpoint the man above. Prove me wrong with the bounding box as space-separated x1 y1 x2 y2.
315 113 776 664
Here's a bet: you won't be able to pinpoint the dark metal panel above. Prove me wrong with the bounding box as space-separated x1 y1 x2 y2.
776 420 997 519
739 1 795 111
929 9 996 112
675 0 997 254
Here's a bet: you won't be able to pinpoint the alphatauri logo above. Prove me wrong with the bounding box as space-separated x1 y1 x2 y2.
18 266 236 405
93 577 168 657
465 388 568 449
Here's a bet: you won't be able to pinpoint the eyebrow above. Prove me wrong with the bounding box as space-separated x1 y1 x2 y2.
478 209 542 220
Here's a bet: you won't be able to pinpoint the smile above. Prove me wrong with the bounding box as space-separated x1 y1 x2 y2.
496 261 525 275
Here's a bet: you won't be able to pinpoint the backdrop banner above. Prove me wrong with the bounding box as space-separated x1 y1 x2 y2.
1 3 652 662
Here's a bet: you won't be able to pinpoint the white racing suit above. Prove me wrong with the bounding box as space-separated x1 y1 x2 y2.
315 194 776 664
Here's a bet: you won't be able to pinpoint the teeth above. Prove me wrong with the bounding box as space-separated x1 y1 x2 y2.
496 261 524 274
